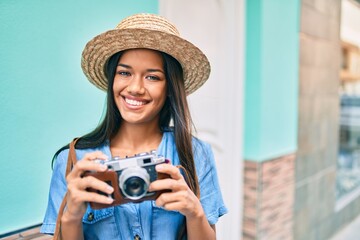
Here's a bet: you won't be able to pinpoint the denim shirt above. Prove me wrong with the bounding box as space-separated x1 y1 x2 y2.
40 131 227 239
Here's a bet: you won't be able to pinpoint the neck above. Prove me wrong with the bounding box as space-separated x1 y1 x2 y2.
110 122 163 158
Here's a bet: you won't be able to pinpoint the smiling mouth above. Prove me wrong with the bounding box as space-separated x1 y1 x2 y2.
124 97 148 106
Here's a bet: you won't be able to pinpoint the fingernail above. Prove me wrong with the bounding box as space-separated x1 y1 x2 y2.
106 185 114 192
107 197 114 203
100 165 107 170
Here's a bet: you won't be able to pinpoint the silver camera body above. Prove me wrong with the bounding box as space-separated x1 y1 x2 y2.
100 151 167 200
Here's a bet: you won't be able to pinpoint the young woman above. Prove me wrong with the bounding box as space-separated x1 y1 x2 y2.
41 13 227 240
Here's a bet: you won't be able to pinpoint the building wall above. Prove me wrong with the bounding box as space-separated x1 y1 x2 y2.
244 0 300 161
341 0 360 46
243 0 300 239
294 0 348 239
0 0 158 234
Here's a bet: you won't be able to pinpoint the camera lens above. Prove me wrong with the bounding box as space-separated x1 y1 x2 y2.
119 167 150 200
124 177 146 197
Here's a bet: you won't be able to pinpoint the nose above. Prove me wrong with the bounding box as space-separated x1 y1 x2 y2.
126 76 145 95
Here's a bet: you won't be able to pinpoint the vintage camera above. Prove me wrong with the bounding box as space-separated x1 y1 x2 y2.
84 151 170 209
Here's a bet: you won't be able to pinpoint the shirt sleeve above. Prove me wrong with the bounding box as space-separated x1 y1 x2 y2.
194 140 228 225
40 149 69 234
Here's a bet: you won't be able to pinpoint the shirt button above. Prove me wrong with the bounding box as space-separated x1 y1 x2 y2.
87 212 94 221
134 234 141 240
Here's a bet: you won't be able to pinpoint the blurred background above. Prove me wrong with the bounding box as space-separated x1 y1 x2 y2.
1 0 360 239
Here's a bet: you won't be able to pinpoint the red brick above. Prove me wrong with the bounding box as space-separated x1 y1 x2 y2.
243 154 295 239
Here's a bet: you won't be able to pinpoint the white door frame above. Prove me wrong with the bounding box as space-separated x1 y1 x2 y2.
159 1 245 239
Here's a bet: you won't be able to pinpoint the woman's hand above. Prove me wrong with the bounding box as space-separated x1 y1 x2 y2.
63 151 114 222
149 164 204 220
149 164 216 239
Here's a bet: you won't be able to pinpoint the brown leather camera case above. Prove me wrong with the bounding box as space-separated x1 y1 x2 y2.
83 170 170 209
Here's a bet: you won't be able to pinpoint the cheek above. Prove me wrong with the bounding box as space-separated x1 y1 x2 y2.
155 86 167 105
112 80 124 95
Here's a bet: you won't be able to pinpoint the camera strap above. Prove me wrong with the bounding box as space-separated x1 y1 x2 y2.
53 138 79 240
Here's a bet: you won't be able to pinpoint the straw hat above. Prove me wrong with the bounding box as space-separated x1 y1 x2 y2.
81 13 211 95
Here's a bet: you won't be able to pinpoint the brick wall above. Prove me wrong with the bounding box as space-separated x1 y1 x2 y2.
243 154 295 240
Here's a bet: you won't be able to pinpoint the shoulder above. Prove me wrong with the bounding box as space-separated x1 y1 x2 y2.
191 137 218 182
52 148 69 173
192 137 212 156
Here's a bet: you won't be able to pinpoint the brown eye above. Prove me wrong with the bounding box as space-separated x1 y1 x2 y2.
118 71 130 76
117 71 132 79
146 75 160 81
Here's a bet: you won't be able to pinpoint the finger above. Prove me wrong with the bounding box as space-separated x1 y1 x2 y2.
160 201 184 212
78 176 114 194
68 159 108 179
155 191 187 206
160 199 202 218
149 178 187 192
155 164 184 180
69 188 114 205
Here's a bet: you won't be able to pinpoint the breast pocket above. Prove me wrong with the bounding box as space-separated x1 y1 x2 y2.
82 205 119 240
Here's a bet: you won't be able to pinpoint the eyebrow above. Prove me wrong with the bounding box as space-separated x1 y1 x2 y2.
117 63 164 74
117 63 131 68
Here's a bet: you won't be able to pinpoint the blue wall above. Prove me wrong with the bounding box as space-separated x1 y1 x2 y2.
0 0 158 234
244 0 300 161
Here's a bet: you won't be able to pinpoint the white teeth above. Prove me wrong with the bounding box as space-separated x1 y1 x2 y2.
125 98 146 106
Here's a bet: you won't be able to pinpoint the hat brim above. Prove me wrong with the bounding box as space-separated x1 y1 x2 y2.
81 28 210 95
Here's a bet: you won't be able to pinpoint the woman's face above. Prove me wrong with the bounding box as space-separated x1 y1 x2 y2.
113 49 167 126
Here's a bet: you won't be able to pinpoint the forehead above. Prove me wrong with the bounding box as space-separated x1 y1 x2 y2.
119 49 164 66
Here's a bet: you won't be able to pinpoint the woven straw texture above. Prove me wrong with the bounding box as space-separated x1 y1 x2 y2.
81 13 210 95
